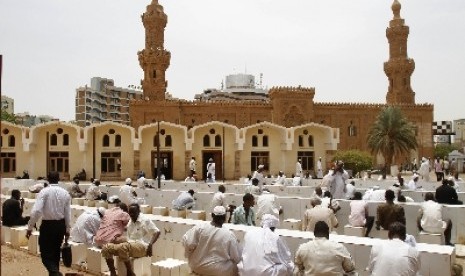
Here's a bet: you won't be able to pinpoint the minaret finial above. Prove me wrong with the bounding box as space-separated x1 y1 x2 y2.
392 0 402 19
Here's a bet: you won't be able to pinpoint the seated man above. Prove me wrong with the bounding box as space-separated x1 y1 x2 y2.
272 171 286 185
417 192 453 246
368 222 420 275
245 178 261 196
2 189 30 227
94 202 130 247
102 203 160 276
436 178 463 205
69 177 85 198
294 221 356 275
232 193 256 226
119 178 144 205
210 185 226 211
172 189 195 210
256 188 281 224
183 206 240 276
406 174 420 191
70 207 106 245
348 192 374 237
86 179 104 201
238 214 294 275
302 197 338 232
376 190 406 230
28 178 49 193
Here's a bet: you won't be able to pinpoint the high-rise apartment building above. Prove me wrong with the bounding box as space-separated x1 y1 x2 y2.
75 77 143 127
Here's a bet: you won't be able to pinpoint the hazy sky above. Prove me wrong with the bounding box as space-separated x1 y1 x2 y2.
1 0 464 122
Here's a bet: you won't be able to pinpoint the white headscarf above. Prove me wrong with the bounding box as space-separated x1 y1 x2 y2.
261 214 280 254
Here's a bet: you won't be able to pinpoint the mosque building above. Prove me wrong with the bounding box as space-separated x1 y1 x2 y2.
0 0 433 181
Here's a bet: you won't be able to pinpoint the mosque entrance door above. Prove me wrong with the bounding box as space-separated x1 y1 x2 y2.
48 151 69 180
202 150 222 181
151 151 173 180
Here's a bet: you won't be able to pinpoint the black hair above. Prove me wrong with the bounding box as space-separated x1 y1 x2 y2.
243 193 254 202
353 191 362 200
385 189 395 201
314 221 329 238
388 222 406 241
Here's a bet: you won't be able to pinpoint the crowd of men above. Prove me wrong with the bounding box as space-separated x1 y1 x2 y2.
1 158 463 275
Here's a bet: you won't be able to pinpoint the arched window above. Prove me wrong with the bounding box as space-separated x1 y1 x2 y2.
103 135 110 147
50 134 57 146
298 135 303 147
165 135 172 147
215 135 221 147
308 135 314 147
252 135 258 147
115 134 121 147
8 135 15 147
63 134 69 146
262 135 269 147
153 135 159 147
203 135 210 147
0 136 2 147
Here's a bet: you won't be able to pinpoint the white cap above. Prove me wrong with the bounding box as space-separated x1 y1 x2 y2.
258 164 265 169
413 174 419 179
261 214 279 228
212 206 226 216
97 207 106 216
125 178 132 185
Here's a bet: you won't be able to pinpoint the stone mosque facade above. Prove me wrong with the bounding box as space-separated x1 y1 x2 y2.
0 0 433 181
130 1 433 161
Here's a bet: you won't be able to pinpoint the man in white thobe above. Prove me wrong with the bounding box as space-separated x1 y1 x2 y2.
256 189 281 225
238 214 294 276
206 158 216 183
295 159 303 177
119 178 144 205
252 164 266 191
210 185 226 211
70 207 106 245
183 206 241 276
272 171 286 185
328 161 349 199
368 222 420 275
417 192 453 245
172 190 195 210
418 157 430 182
317 157 324 179
406 174 420 190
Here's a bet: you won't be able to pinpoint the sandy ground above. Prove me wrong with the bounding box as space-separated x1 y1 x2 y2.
1 245 94 276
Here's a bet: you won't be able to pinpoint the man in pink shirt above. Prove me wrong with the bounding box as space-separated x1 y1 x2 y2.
348 192 374 237
94 202 130 247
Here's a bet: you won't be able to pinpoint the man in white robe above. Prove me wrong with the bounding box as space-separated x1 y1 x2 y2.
418 157 430 182
238 214 294 276
317 157 324 179
328 161 349 199
256 189 281 225
183 206 240 276
252 164 266 191
70 207 106 245
295 159 303 177
206 158 216 183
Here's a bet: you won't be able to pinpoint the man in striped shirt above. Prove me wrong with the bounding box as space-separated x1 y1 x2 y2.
26 171 71 276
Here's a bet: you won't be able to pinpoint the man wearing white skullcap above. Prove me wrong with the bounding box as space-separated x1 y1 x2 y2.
183 205 240 276
70 207 106 245
119 177 144 205
238 214 294 275
252 164 266 192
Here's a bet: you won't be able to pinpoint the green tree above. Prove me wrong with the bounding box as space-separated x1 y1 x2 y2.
1 110 16 124
434 143 460 159
332 150 373 176
367 106 417 173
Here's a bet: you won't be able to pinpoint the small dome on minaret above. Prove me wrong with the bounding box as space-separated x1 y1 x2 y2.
392 0 402 19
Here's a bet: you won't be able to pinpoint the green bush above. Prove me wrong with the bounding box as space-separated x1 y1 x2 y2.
332 150 373 176
434 144 460 159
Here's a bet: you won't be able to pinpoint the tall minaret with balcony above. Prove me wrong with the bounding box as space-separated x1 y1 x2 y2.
384 0 415 105
138 0 171 101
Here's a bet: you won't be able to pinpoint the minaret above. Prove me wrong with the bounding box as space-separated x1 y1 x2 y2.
138 0 171 101
384 0 415 105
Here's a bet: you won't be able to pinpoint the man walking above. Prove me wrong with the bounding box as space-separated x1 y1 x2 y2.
26 171 71 276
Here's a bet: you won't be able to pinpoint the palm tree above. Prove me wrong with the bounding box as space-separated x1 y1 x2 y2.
367 106 417 174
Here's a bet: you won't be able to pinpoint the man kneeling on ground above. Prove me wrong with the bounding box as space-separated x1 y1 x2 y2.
101 203 160 276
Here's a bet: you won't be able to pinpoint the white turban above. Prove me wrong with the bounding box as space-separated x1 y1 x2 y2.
212 206 226 216
261 214 279 228
125 178 132 185
97 207 106 217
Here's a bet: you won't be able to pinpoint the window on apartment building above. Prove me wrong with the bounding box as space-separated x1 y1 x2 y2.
250 151 269 172
203 135 210 147
103 135 110 147
165 135 172 147
262 135 269 147
215 135 221 147
50 134 57 146
63 134 69 146
115 135 121 147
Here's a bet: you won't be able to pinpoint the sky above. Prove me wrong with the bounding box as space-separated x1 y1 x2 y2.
1 0 464 122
